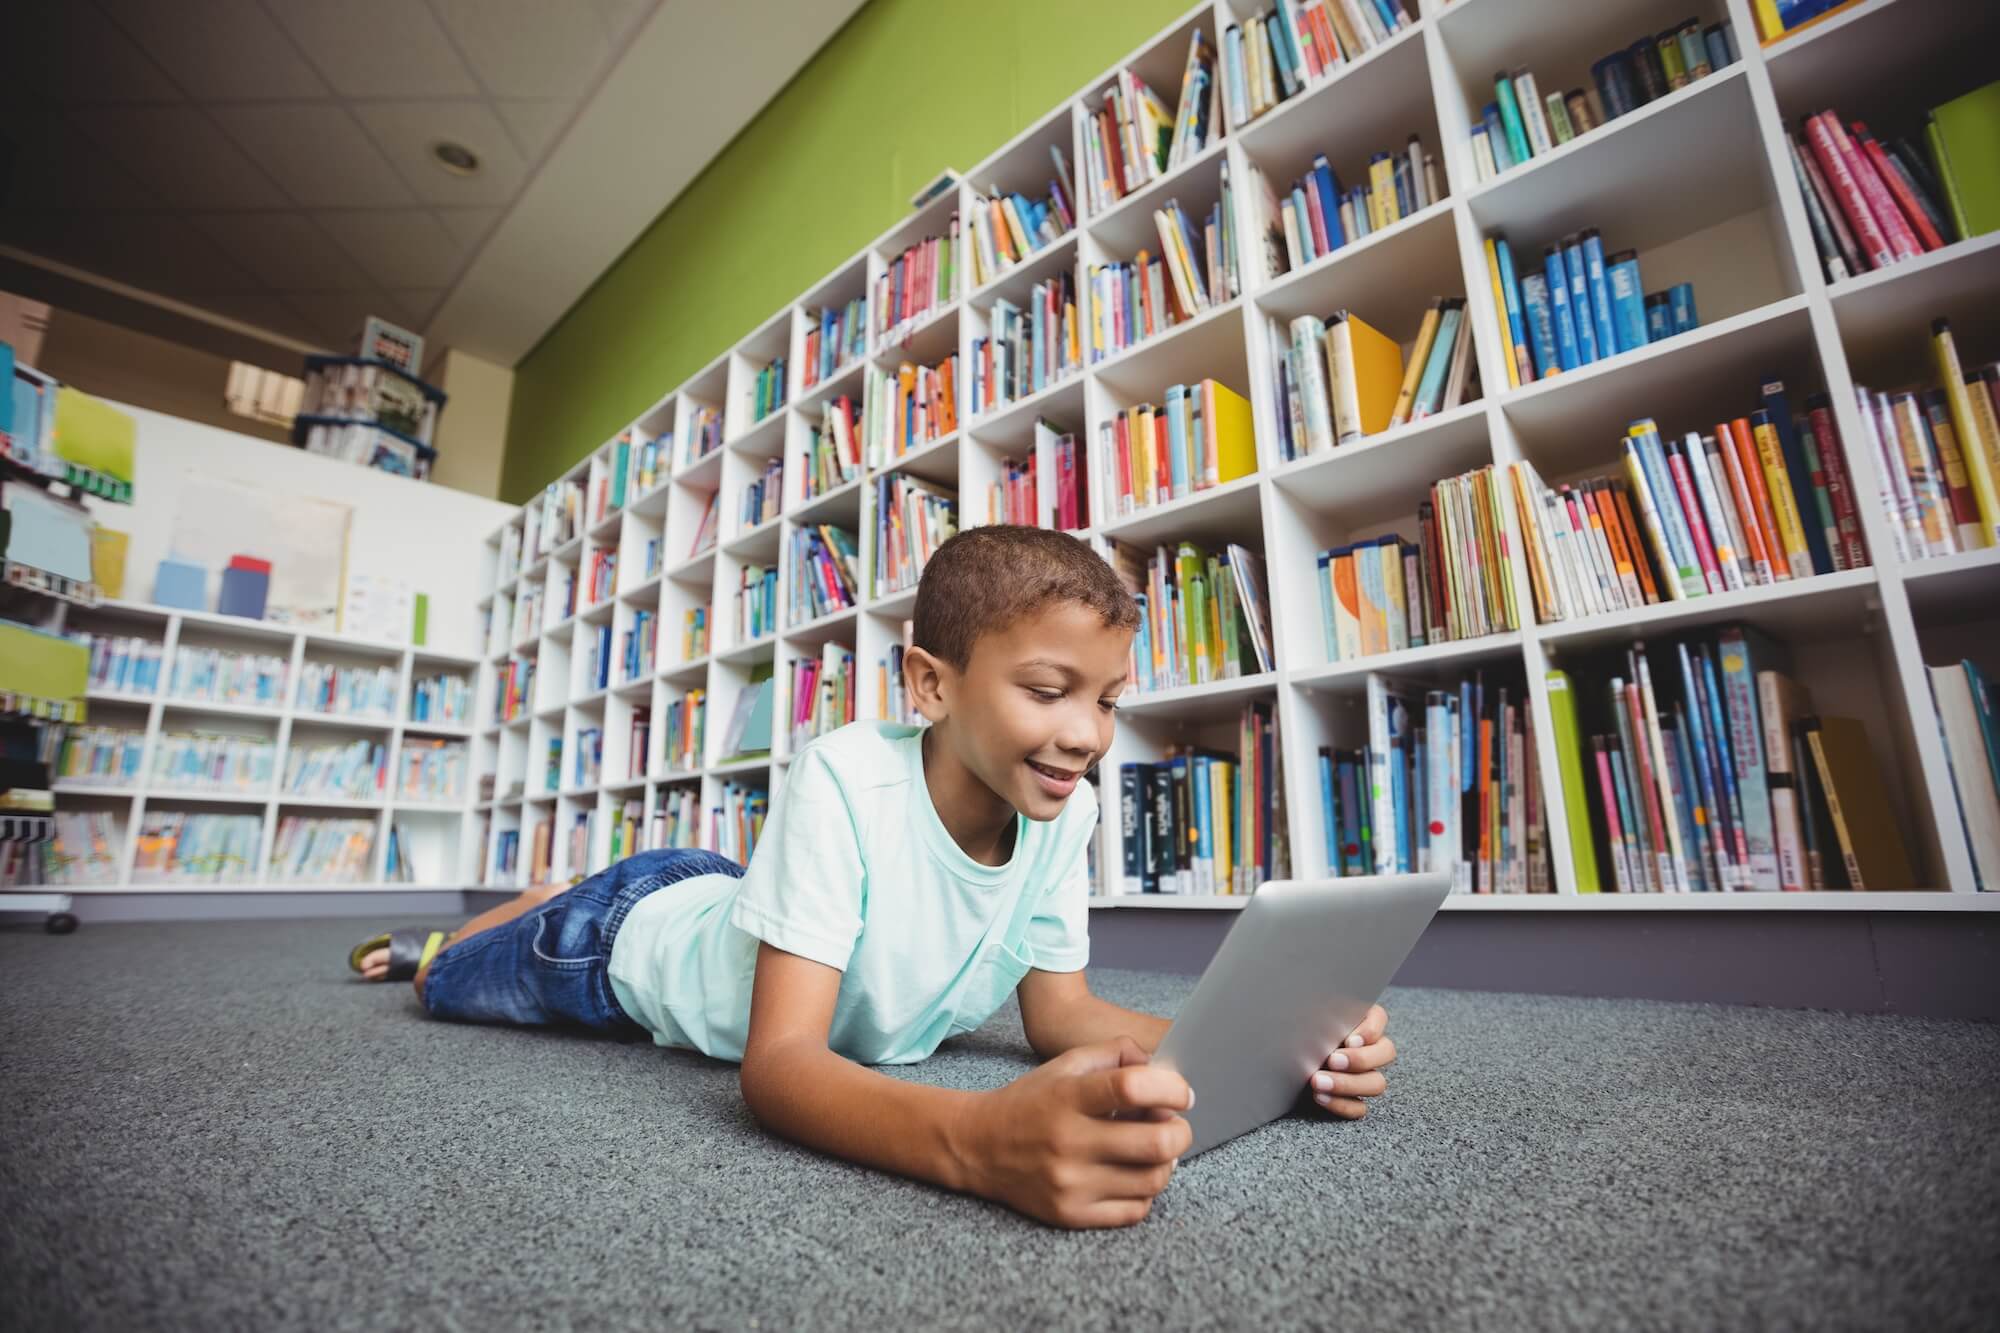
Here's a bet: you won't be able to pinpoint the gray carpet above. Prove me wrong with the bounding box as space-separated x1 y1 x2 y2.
3 918 1997 1332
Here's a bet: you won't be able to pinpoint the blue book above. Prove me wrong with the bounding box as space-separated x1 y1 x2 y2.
1224 26 1249 128
1670 282 1698 334
1647 293 1672 342
1563 235 1599 363
1606 251 1648 353
1286 187 1315 263
1629 425 1703 596
1697 645 1749 889
1389 706 1411 873
1336 754 1364 874
1192 755 1214 889
1717 626 1781 889
1544 246 1581 371
1676 644 1729 889
1370 0 1400 38
1495 237 1530 385
1348 185 1371 239
1164 383 1191 499
1965 660 2000 794
1266 10 1300 98
1758 379 1833 575
1311 156 1345 250
1319 748 1339 871
1581 229 1619 360
154 558 207 611
1519 273 1559 381
1605 737 1643 887
1481 104 1514 171
1317 549 1339 659
1666 723 1713 892
1411 303 1463 417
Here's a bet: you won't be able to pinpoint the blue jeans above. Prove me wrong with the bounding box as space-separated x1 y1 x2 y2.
421 848 744 1033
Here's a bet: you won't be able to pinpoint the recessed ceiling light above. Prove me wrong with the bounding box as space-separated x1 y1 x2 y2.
432 141 479 176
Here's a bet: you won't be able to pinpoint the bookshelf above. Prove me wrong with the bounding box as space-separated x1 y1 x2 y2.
472 0 2000 908
50 601 483 892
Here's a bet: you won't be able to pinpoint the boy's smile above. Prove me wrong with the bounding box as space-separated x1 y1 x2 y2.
909 601 1134 863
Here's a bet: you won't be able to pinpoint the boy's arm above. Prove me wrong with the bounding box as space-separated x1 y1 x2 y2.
1016 967 1170 1058
738 943 1195 1228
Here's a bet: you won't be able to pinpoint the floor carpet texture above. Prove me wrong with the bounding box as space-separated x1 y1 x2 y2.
2 916 1996 1330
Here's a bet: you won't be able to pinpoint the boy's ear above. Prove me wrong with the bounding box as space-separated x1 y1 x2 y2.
902 645 953 723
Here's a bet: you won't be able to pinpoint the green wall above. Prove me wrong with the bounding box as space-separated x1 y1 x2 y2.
502 0 1194 502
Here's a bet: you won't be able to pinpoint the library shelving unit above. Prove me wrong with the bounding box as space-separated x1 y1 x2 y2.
52 600 483 893
473 0 1999 910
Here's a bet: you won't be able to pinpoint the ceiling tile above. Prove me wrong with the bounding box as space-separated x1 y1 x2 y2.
188 212 374 291
211 104 414 209
0 3 183 105
318 209 465 290
68 105 290 209
2 112 162 210
430 0 609 99
279 287 389 348
434 209 501 251
264 0 478 99
389 289 447 328
350 101 525 207
590 0 660 47
19 213 260 301
495 100 575 162
99 0 330 101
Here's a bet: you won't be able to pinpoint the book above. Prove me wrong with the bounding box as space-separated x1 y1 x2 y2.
1802 715 1916 889
1930 662 2000 890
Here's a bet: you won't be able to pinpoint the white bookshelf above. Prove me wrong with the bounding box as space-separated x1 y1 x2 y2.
473 0 2000 907
52 601 483 893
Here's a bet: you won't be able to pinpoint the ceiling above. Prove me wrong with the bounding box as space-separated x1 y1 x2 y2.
0 0 865 367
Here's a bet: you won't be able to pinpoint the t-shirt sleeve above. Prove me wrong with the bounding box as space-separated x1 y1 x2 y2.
1023 785 1095 973
727 746 865 971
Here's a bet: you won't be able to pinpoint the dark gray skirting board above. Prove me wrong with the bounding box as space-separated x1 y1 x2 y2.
1087 905 2000 1020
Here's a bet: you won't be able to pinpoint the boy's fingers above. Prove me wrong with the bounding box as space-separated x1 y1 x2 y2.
1349 1004 1388 1045
1086 1114 1192 1166
1078 1064 1194 1118
1308 1070 1387 1099
1323 1035 1396 1074
1314 1094 1369 1120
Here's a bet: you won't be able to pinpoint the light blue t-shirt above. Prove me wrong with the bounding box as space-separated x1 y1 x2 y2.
606 721 1095 1065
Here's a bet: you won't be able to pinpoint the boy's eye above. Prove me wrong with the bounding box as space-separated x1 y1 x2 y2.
1098 698 1118 713
1028 687 1063 703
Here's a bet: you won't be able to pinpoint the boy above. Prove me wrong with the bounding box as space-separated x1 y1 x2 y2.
353 527 1395 1228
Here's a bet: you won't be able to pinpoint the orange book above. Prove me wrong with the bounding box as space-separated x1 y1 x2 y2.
939 358 957 433
1136 249 1156 337
1611 483 1660 604
1592 481 1642 605
1727 416 1790 578
1713 420 1774 582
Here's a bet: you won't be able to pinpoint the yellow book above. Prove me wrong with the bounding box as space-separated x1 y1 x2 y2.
51 387 137 485
1751 0 1782 41
1213 761 1233 893
1368 155 1399 226
1388 300 1442 429
1482 239 1520 390
1750 416 1814 573
1203 379 1257 484
91 527 129 600
1935 319 2000 547
1340 313 1405 437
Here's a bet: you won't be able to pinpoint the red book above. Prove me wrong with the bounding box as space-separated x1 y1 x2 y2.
1825 113 1921 261
1154 412 1171 504
1303 177 1331 255
1856 123 1945 252
1805 400 1868 571
1804 112 1893 269
1664 437 1726 593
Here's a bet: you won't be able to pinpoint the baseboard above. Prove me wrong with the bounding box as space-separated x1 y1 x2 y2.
1088 907 2000 1021
28 891 478 924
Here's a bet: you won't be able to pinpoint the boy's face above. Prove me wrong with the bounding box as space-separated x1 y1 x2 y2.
919 601 1133 821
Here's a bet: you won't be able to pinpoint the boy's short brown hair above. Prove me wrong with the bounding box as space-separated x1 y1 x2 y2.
913 525 1140 669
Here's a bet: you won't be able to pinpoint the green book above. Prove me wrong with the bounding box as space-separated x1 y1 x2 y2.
1544 669 1602 893
1494 72 1533 168
1931 79 2000 238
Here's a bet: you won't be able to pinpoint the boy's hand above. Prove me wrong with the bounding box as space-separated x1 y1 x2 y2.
1309 1003 1395 1120
953 1036 1193 1230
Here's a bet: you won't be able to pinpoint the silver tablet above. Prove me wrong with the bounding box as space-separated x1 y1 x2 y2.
1151 873 1452 1157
